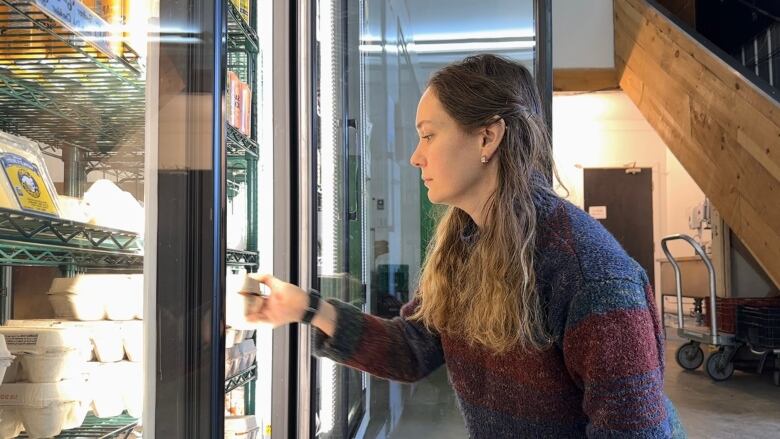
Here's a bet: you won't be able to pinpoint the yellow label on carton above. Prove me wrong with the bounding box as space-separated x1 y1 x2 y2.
0 153 57 215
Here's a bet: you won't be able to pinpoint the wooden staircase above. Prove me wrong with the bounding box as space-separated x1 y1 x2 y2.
613 0 780 288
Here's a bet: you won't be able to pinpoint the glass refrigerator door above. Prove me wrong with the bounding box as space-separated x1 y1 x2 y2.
0 0 276 438
305 0 550 437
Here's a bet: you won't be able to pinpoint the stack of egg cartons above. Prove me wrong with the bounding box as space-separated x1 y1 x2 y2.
225 415 260 439
0 324 92 438
225 274 257 379
45 274 144 421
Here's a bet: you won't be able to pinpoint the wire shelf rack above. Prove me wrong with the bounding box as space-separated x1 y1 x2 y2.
0 238 143 266
227 0 258 53
0 0 146 159
18 413 138 438
0 207 142 251
226 124 258 159
225 363 257 394
226 248 258 268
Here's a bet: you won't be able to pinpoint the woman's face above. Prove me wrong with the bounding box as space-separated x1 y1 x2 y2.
410 87 500 211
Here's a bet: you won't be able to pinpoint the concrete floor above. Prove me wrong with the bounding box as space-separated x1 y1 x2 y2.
387 333 780 439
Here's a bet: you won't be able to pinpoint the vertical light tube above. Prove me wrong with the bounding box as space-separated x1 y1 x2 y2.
317 0 339 435
319 0 341 277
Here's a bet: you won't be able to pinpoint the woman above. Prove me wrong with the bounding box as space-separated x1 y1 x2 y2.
247 54 686 438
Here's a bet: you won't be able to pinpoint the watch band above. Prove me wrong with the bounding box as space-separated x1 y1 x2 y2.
301 288 321 324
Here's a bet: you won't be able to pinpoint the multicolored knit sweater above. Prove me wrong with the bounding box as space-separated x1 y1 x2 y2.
314 191 686 438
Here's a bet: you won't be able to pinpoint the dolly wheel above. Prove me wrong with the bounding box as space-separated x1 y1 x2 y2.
706 351 734 381
675 342 704 370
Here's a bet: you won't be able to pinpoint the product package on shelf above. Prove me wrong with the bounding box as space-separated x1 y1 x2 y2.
0 131 61 217
227 183 248 250
121 320 142 362
226 273 266 330
0 335 14 385
7 320 125 363
228 0 251 22
57 195 90 223
84 361 141 419
0 326 91 384
237 339 256 372
82 180 145 234
47 274 143 322
0 380 92 439
227 71 253 136
225 415 259 439
241 82 252 136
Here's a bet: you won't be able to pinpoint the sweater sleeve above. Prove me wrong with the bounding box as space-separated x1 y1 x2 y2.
562 278 686 438
312 297 445 383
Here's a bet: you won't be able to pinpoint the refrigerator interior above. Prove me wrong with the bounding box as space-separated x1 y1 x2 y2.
0 0 272 437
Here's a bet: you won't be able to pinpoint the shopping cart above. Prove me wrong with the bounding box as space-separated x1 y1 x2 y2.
661 234 740 381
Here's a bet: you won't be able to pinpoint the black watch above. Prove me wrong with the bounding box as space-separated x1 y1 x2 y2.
301 289 322 324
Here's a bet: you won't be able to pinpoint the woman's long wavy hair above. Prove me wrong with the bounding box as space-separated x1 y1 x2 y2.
410 54 562 353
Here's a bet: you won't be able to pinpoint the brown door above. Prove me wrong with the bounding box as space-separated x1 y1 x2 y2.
583 168 655 289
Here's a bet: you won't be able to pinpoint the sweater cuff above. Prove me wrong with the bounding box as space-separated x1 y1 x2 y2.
312 298 365 362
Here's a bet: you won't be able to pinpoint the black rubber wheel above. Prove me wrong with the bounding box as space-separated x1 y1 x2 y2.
675 342 704 370
774 371 779 387
706 351 735 381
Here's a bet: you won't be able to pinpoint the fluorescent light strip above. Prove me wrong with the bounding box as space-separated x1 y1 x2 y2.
360 28 535 43
360 40 535 54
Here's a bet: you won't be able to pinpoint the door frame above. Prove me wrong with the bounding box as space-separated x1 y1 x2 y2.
582 163 666 319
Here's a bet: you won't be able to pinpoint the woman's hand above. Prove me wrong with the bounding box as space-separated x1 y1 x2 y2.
243 273 338 336
244 273 308 327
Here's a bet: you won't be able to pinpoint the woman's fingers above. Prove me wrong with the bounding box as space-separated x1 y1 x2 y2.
249 273 273 285
248 273 281 296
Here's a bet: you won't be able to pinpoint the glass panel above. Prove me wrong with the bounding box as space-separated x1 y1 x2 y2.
0 0 270 437
0 0 153 436
312 0 538 437
224 0 274 436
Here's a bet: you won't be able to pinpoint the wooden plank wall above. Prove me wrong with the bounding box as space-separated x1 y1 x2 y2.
614 0 780 287
553 68 619 92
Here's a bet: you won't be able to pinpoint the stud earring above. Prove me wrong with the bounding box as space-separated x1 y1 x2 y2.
481 155 489 164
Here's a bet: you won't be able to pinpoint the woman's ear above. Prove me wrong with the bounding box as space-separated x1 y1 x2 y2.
481 117 506 162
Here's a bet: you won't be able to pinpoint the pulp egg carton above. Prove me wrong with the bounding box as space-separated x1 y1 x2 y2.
225 346 241 378
7 320 125 363
226 274 270 330
0 379 91 439
225 328 246 349
0 327 90 383
237 339 256 372
0 336 14 386
86 361 144 418
225 415 259 439
84 361 142 419
121 321 143 362
48 274 143 321
119 362 142 418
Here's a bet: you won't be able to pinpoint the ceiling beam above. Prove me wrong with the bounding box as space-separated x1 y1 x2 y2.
553 68 619 92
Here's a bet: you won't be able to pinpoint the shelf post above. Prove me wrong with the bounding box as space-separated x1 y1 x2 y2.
0 266 10 325
63 146 87 198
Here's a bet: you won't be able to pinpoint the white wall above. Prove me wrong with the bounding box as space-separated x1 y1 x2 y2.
552 0 614 68
552 91 706 295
